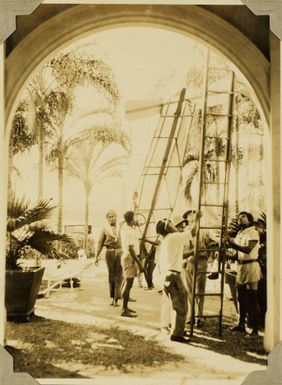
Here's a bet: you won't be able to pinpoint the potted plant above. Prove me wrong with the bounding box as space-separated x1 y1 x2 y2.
5 195 71 321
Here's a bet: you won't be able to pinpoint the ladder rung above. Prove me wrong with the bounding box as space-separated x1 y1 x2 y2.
205 136 230 141
144 166 180 169
195 293 222 297
160 114 193 118
139 208 172 212
200 203 225 207
206 113 232 117
207 90 234 95
205 158 229 163
142 173 161 176
154 136 172 139
199 226 222 230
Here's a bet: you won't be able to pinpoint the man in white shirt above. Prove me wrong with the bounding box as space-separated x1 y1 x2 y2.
120 211 144 317
156 211 201 343
225 211 262 337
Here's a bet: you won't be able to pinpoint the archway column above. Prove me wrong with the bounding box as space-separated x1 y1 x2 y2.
0 43 7 345
264 33 281 351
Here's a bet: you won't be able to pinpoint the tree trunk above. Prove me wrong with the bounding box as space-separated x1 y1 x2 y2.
259 135 264 210
7 142 14 198
57 152 64 234
235 117 239 216
38 122 44 201
84 185 91 253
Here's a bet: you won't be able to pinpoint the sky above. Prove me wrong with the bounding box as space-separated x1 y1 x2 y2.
74 27 204 101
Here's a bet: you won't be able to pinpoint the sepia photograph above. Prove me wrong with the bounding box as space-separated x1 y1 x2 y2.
0 1 281 385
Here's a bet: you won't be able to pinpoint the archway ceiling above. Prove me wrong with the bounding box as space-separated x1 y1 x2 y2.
4 4 271 128
0 1 281 43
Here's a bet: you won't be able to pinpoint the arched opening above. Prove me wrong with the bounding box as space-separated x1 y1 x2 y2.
3 5 279 378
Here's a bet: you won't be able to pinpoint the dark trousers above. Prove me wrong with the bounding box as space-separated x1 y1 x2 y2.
164 272 188 337
122 277 134 310
105 249 123 301
237 284 259 333
144 257 156 288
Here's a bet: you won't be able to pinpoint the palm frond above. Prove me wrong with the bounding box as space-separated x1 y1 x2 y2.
184 162 198 201
183 153 199 167
92 155 128 181
27 228 71 255
93 168 124 185
227 218 240 237
7 197 55 232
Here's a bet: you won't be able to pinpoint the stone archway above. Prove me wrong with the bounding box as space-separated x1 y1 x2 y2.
2 4 280 354
6 5 269 123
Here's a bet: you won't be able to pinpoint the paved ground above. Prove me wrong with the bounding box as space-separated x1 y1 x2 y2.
33 258 267 385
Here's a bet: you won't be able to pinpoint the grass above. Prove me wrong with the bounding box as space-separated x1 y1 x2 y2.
4 278 268 379
5 315 184 378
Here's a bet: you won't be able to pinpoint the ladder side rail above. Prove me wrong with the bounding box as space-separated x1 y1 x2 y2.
163 99 192 173
173 103 196 169
142 100 171 175
141 88 186 241
163 175 175 212
177 104 197 210
218 71 236 336
160 103 198 225
190 48 210 338
146 101 172 169
181 103 196 166
162 114 187 208
162 115 184 181
163 103 197 210
164 117 184 170
135 101 171 213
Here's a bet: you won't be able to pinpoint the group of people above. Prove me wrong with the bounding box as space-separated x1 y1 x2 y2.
93 208 266 343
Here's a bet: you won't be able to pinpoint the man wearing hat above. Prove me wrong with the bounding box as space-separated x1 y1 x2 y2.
182 210 218 328
157 211 201 342
160 215 189 335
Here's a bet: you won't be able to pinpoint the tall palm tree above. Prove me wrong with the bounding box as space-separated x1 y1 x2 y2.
44 91 75 233
64 125 131 250
26 68 59 201
45 51 121 233
50 51 119 107
9 101 37 196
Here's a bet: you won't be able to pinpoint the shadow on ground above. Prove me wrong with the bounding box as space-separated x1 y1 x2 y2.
189 316 267 366
5 345 87 379
5 315 184 378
